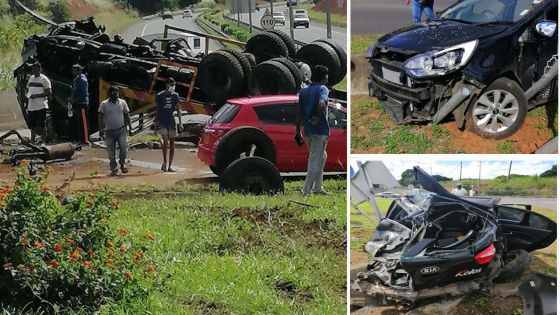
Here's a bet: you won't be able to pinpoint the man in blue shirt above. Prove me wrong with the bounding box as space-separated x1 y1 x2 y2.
406 0 435 23
70 64 90 145
155 78 183 172
295 65 330 196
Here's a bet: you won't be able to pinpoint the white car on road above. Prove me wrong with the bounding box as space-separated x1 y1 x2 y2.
292 12 309 28
183 9 193 18
272 11 286 26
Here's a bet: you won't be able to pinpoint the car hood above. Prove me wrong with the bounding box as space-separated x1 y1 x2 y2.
413 166 499 210
378 21 508 54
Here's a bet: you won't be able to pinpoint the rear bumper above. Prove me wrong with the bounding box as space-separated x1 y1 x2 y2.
197 142 215 167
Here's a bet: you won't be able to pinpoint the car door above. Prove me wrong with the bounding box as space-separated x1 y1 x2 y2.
496 205 556 252
252 103 308 172
326 105 347 172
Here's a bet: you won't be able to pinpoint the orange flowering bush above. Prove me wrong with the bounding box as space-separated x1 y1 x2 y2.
0 165 162 312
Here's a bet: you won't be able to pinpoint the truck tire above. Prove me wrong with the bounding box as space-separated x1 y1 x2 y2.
219 157 284 195
198 50 245 104
248 61 297 95
245 32 288 64
214 127 276 176
267 29 297 58
243 52 257 68
466 77 528 139
315 38 347 84
296 41 342 86
269 58 303 89
496 249 532 282
219 48 252 88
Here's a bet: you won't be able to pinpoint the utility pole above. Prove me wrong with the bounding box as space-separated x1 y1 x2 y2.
507 161 512 180
459 161 462 182
478 161 481 196
326 0 332 38
237 0 241 26
248 0 253 33
288 0 294 39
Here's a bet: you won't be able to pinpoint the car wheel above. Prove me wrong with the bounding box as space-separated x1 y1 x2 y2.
245 32 289 63
248 60 297 95
466 78 528 139
214 127 276 176
198 50 245 104
219 156 284 195
495 249 532 282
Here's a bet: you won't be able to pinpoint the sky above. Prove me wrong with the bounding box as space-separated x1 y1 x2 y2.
349 160 557 181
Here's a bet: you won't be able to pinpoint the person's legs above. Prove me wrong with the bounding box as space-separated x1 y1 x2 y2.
411 0 422 23
303 134 324 195
422 1 435 20
38 109 46 145
80 108 90 145
105 129 117 175
117 127 128 173
167 129 177 171
160 130 169 171
311 135 329 193
28 110 36 143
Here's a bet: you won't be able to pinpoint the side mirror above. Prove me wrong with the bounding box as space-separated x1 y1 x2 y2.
535 20 557 38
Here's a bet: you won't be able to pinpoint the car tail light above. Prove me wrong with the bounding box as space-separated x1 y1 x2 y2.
474 243 495 265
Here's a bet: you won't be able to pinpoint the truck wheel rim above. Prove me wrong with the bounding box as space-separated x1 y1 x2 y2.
472 89 519 134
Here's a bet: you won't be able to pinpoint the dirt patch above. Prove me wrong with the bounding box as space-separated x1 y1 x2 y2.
454 294 522 315
351 96 556 153
67 1 99 19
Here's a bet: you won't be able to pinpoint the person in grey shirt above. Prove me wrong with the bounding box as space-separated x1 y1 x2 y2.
98 86 132 176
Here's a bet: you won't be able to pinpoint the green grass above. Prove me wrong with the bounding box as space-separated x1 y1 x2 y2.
440 175 556 197
496 140 516 154
95 179 346 314
300 3 346 27
334 75 347 91
351 34 381 55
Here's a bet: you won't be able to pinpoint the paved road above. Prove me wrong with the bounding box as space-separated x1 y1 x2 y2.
352 0 457 35
119 13 223 51
497 197 557 211
234 7 347 51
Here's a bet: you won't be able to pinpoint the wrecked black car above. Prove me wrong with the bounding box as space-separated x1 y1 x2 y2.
366 0 558 139
352 167 556 309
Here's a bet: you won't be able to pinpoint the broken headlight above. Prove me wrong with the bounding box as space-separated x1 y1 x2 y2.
403 40 478 78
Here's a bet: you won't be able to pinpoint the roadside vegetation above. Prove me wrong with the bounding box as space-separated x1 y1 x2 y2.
0 165 346 313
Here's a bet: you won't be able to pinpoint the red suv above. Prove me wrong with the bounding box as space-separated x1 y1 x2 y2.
198 95 347 175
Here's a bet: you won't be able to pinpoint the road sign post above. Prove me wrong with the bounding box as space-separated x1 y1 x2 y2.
288 0 294 39
260 13 275 30
248 0 253 33
326 0 332 38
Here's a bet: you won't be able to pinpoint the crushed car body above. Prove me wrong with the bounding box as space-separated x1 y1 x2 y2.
366 0 558 139
352 166 556 310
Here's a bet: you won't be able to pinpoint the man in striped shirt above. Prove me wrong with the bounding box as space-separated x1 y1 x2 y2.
26 61 51 144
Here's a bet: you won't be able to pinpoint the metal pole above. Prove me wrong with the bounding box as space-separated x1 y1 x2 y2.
270 0 273 15
478 161 481 196
507 161 512 181
288 0 294 39
459 161 462 182
237 0 241 26
326 0 332 38
248 0 253 33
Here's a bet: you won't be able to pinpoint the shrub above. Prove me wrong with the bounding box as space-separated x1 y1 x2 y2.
47 0 70 23
0 163 161 313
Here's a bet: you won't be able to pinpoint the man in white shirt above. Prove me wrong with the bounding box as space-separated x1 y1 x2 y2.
98 86 132 176
451 183 468 196
26 62 52 144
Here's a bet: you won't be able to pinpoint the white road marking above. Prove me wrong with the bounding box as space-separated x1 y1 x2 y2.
141 20 158 37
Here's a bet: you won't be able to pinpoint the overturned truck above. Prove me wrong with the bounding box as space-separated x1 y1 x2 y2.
13 0 347 141
352 167 556 310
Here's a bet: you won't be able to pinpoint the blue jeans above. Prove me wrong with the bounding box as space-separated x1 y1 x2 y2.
105 127 127 172
412 0 434 23
303 134 328 195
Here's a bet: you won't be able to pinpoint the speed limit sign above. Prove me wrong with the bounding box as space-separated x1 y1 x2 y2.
260 14 275 29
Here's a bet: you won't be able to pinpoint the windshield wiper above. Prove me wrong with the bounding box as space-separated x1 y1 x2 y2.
475 21 514 26
429 18 474 25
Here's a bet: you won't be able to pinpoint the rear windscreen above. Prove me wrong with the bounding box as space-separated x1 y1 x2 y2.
210 104 240 123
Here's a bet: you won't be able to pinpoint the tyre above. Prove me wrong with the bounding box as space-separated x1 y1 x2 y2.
245 32 289 63
219 157 284 195
315 38 347 84
219 48 252 88
248 61 297 95
466 78 528 139
496 249 532 282
198 50 245 104
242 52 257 68
266 29 297 58
214 126 276 176
295 41 342 86
269 58 303 89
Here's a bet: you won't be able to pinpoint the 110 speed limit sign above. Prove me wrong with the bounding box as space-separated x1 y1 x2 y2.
260 14 275 30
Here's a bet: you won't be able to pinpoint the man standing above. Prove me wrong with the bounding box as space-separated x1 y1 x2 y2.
295 65 330 196
26 61 51 144
451 183 468 196
98 86 132 176
155 78 183 172
70 64 90 145
406 0 435 23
